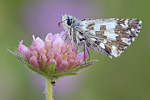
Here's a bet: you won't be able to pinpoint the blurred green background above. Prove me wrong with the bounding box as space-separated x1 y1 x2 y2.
0 0 150 100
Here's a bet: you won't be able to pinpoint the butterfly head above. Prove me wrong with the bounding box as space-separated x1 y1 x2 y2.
58 14 76 30
63 14 74 25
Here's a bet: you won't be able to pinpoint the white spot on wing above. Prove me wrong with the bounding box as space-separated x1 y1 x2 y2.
131 28 135 31
111 45 119 57
125 24 128 27
90 38 96 41
124 19 129 28
124 20 128 25
103 39 107 43
120 24 126 28
139 20 142 24
104 32 118 41
112 45 117 50
121 38 131 45
94 25 100 31
132 38 135 41
90 30 96 35
100 43 105 49
94 21 117 31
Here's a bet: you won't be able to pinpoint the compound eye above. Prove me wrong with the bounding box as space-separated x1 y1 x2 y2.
67 18 72 26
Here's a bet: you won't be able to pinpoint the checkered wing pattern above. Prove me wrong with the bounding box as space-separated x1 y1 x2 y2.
80 18 142 57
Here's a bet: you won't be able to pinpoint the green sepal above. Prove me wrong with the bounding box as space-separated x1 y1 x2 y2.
8 49 26 62
41 57 47 72
23 60 48 77
72 60 98 72
8 50 48 78
45 63 55 75
61 60 98 73
49 60 98 79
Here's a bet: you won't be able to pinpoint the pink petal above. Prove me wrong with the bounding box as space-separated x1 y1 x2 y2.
32 35 36 41
52 33 60 40
47 51 54 59
45 33 53 42
29 56 40 69
67 58 75 68
57 60 68 72
59 31 65 37
18 40 29 57
47 58 56 67
32 35 44 52
52 37 63 55
40 54 48 64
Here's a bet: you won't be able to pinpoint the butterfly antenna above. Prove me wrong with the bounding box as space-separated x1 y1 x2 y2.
58 19 67 27
58 22 61 27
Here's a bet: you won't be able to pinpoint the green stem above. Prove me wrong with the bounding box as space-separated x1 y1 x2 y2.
46 78 53 100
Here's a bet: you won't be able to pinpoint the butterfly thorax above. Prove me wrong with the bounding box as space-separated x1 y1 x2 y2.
62 14 85 45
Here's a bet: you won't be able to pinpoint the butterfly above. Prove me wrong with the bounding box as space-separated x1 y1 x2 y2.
58 14 142 58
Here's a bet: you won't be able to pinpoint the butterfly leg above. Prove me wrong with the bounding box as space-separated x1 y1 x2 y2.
63 39 72 54
83 43 90 62
61 31 66 38
63 29 73 54
86 48 90 61
63 33 68 43
61 30 68 38
74 43 78 52
83 41 87 64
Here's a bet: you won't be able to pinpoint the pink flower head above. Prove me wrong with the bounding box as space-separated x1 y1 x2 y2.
18 32 88 72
